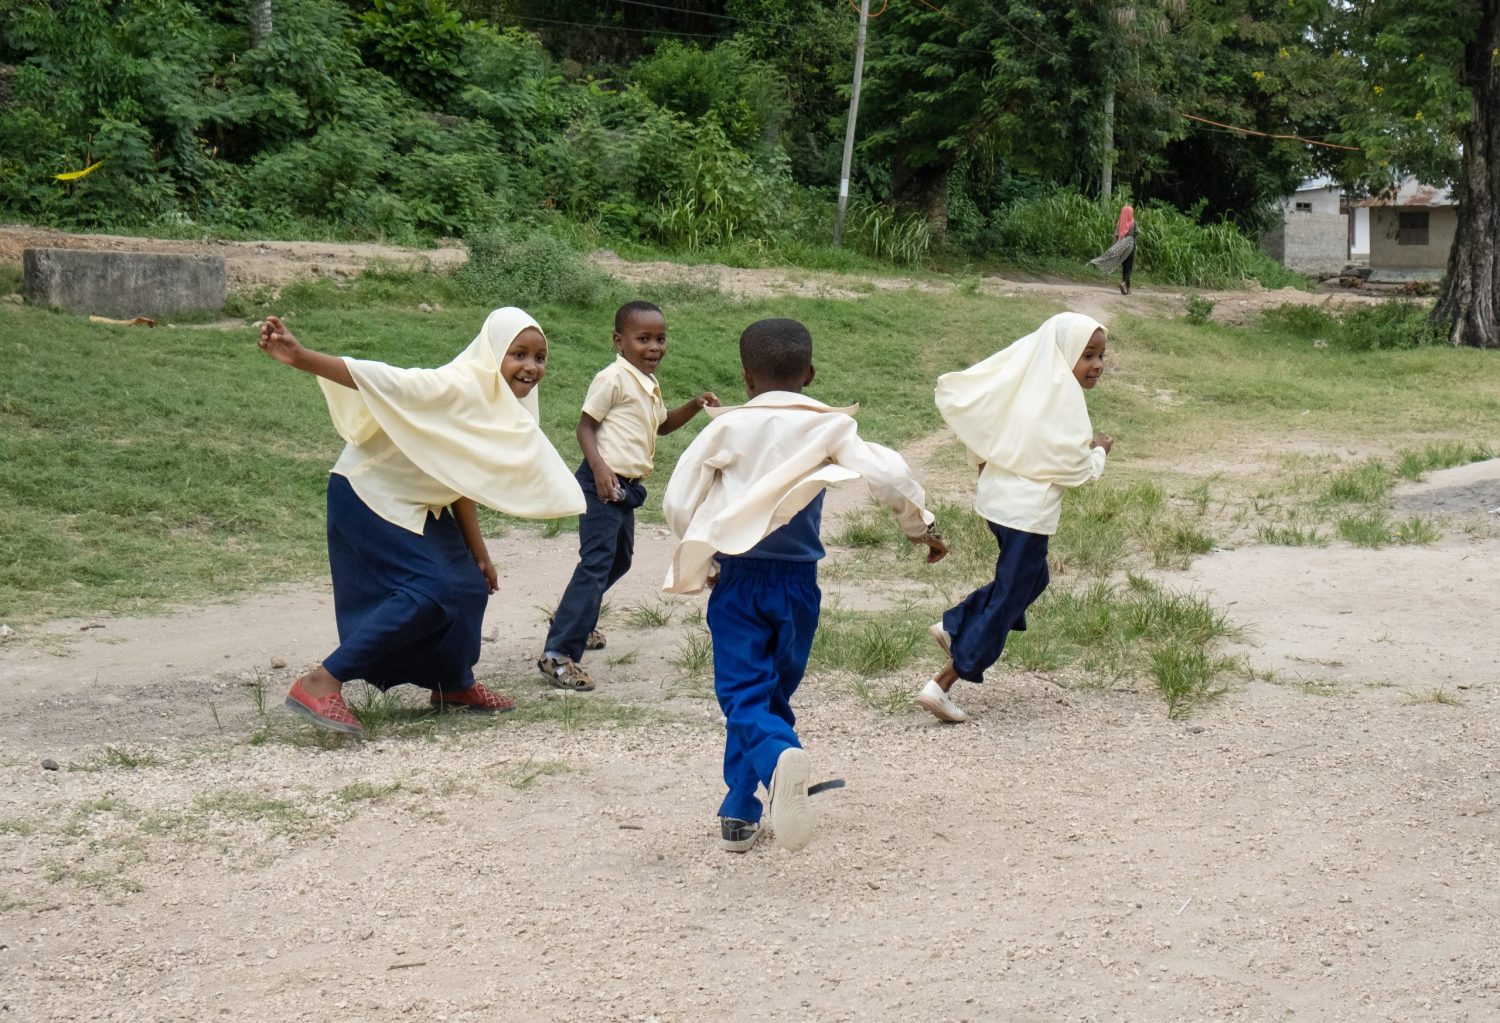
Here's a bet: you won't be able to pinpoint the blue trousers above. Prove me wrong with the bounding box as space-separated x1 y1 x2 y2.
708 558 821 823
942 521 1050 684
544 461 647 661
321 473 488 692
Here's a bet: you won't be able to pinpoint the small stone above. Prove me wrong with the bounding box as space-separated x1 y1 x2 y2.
40 758 59 771
0 624 15 641
266 948 278 959
1187 725 1205 734
418 302 433 313
270 657 287 669
481 628 499 644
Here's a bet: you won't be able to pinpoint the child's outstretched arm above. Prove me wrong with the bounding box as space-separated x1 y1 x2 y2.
453 498 498 593
831 431 947 564
258 316 357 390
658 392 721 435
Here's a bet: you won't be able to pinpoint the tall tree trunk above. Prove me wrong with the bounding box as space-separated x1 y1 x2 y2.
891 155 952 244
249 0 273 47
1432 0 1499 348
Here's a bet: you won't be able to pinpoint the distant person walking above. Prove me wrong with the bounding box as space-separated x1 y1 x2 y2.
1090 204 1136 295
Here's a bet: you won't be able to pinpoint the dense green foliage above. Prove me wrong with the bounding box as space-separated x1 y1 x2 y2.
0 0 1486 299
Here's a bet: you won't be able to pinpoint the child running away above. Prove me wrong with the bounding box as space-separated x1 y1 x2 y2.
538 301 719 692
258 308 585 736
916 312 1112 725
663 318 948 853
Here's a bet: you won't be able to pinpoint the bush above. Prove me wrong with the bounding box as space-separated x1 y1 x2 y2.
630 39 785 153
453 229 605 308
1184 294 1216 325
987 188 1304 289
1259 300 1447 351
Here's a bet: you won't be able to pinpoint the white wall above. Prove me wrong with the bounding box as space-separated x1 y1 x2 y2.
1352 207 1370 256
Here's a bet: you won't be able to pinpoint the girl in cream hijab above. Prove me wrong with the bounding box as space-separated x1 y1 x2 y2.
258 308 585 735
916 312 1113 724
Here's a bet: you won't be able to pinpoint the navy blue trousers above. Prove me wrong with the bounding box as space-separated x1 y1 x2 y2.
708 558 821 823
942 521 1050 684
321 473 488 692
544 461 647 661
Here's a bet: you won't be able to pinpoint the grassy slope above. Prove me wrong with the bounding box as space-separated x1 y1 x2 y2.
3 272 1499 624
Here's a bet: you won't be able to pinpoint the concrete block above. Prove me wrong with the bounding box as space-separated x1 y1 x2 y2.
22 247 227 318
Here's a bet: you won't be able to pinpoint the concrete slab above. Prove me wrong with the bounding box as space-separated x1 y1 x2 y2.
22 247 227 317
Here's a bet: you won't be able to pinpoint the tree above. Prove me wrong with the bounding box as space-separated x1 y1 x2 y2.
1325 0 1498 348
250 0 272 46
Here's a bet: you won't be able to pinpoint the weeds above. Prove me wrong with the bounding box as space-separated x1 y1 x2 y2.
1336 513 1390 548
1149 642 1238 719
1256 523 1328 547
1404 688 1463 706
1392 516 1442 545
811 614 924 675
1184 294 1216 325
1394 441 1496 480
1322 458 1394 504
669 631 714 678
625 600 677 628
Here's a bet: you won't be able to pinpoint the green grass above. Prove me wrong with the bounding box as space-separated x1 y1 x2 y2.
1256 524 1328 547
1322 458 1395 504
1336 513 1391 548
6 261 1500 624
1004 575 1242 716
810 609 927 676
1393 441 1496 481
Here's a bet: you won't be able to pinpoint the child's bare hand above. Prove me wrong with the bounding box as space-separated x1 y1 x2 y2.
258 315 302 366
476 557 498 594
1091 433 1114 453
590 461 622 502
697 391 721 409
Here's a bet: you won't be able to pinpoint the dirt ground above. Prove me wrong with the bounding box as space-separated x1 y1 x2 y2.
1 234 1495 1021
1 224 1383 325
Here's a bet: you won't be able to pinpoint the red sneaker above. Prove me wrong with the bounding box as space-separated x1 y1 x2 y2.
284 678 364 735
431 683 516 713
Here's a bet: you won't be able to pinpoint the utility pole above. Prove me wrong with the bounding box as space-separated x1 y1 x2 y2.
832 0 871 248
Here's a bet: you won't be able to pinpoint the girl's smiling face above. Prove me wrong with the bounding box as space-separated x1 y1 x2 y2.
1072 329 1107 389
502 327 548 398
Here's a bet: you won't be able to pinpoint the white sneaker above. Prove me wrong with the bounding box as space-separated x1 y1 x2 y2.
928 622 953 657
916 679 968 723
767 747 814 851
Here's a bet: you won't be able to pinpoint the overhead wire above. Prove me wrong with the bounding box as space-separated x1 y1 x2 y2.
1183 114 1360 151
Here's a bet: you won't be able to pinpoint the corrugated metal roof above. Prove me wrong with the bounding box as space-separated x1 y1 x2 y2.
1356 177 1455 207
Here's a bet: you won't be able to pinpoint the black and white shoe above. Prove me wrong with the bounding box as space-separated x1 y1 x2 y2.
719 817 761 853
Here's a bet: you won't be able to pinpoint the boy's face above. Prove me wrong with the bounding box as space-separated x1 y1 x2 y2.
614 309 667 376
1072 330 1106 389
502 327 548 398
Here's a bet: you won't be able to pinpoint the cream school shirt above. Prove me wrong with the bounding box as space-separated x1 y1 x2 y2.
332 433 460 535
661 392 935 594
968 445 1106 535
582 355 668 479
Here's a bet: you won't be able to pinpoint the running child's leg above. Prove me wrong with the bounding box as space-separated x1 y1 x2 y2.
942 523 1049 684
543 473 629 664
707 565 803 824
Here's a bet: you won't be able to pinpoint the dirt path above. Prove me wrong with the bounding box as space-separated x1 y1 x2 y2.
2 430 1497 1022
2 229 1492 1020
0 224 1382 325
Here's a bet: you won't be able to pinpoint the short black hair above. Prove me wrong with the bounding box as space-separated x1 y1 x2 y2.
614 300 663 334
739 318 812 384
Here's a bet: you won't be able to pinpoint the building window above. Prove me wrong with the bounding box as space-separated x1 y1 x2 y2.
1397 211 1430 246
1294 201 1313 213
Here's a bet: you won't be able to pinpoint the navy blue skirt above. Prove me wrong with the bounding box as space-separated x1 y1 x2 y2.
320 473 489 692
942 521 1050 684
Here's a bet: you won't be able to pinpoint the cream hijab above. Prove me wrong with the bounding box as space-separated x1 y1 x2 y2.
319 307 586 519
934 312 1104 485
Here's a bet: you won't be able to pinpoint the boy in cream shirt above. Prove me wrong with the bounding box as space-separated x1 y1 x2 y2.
663 318 947 852
539 300 718 691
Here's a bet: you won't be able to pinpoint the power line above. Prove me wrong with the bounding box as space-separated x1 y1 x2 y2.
1183 113 1360 151
601 0 800 30
501 12 726 39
